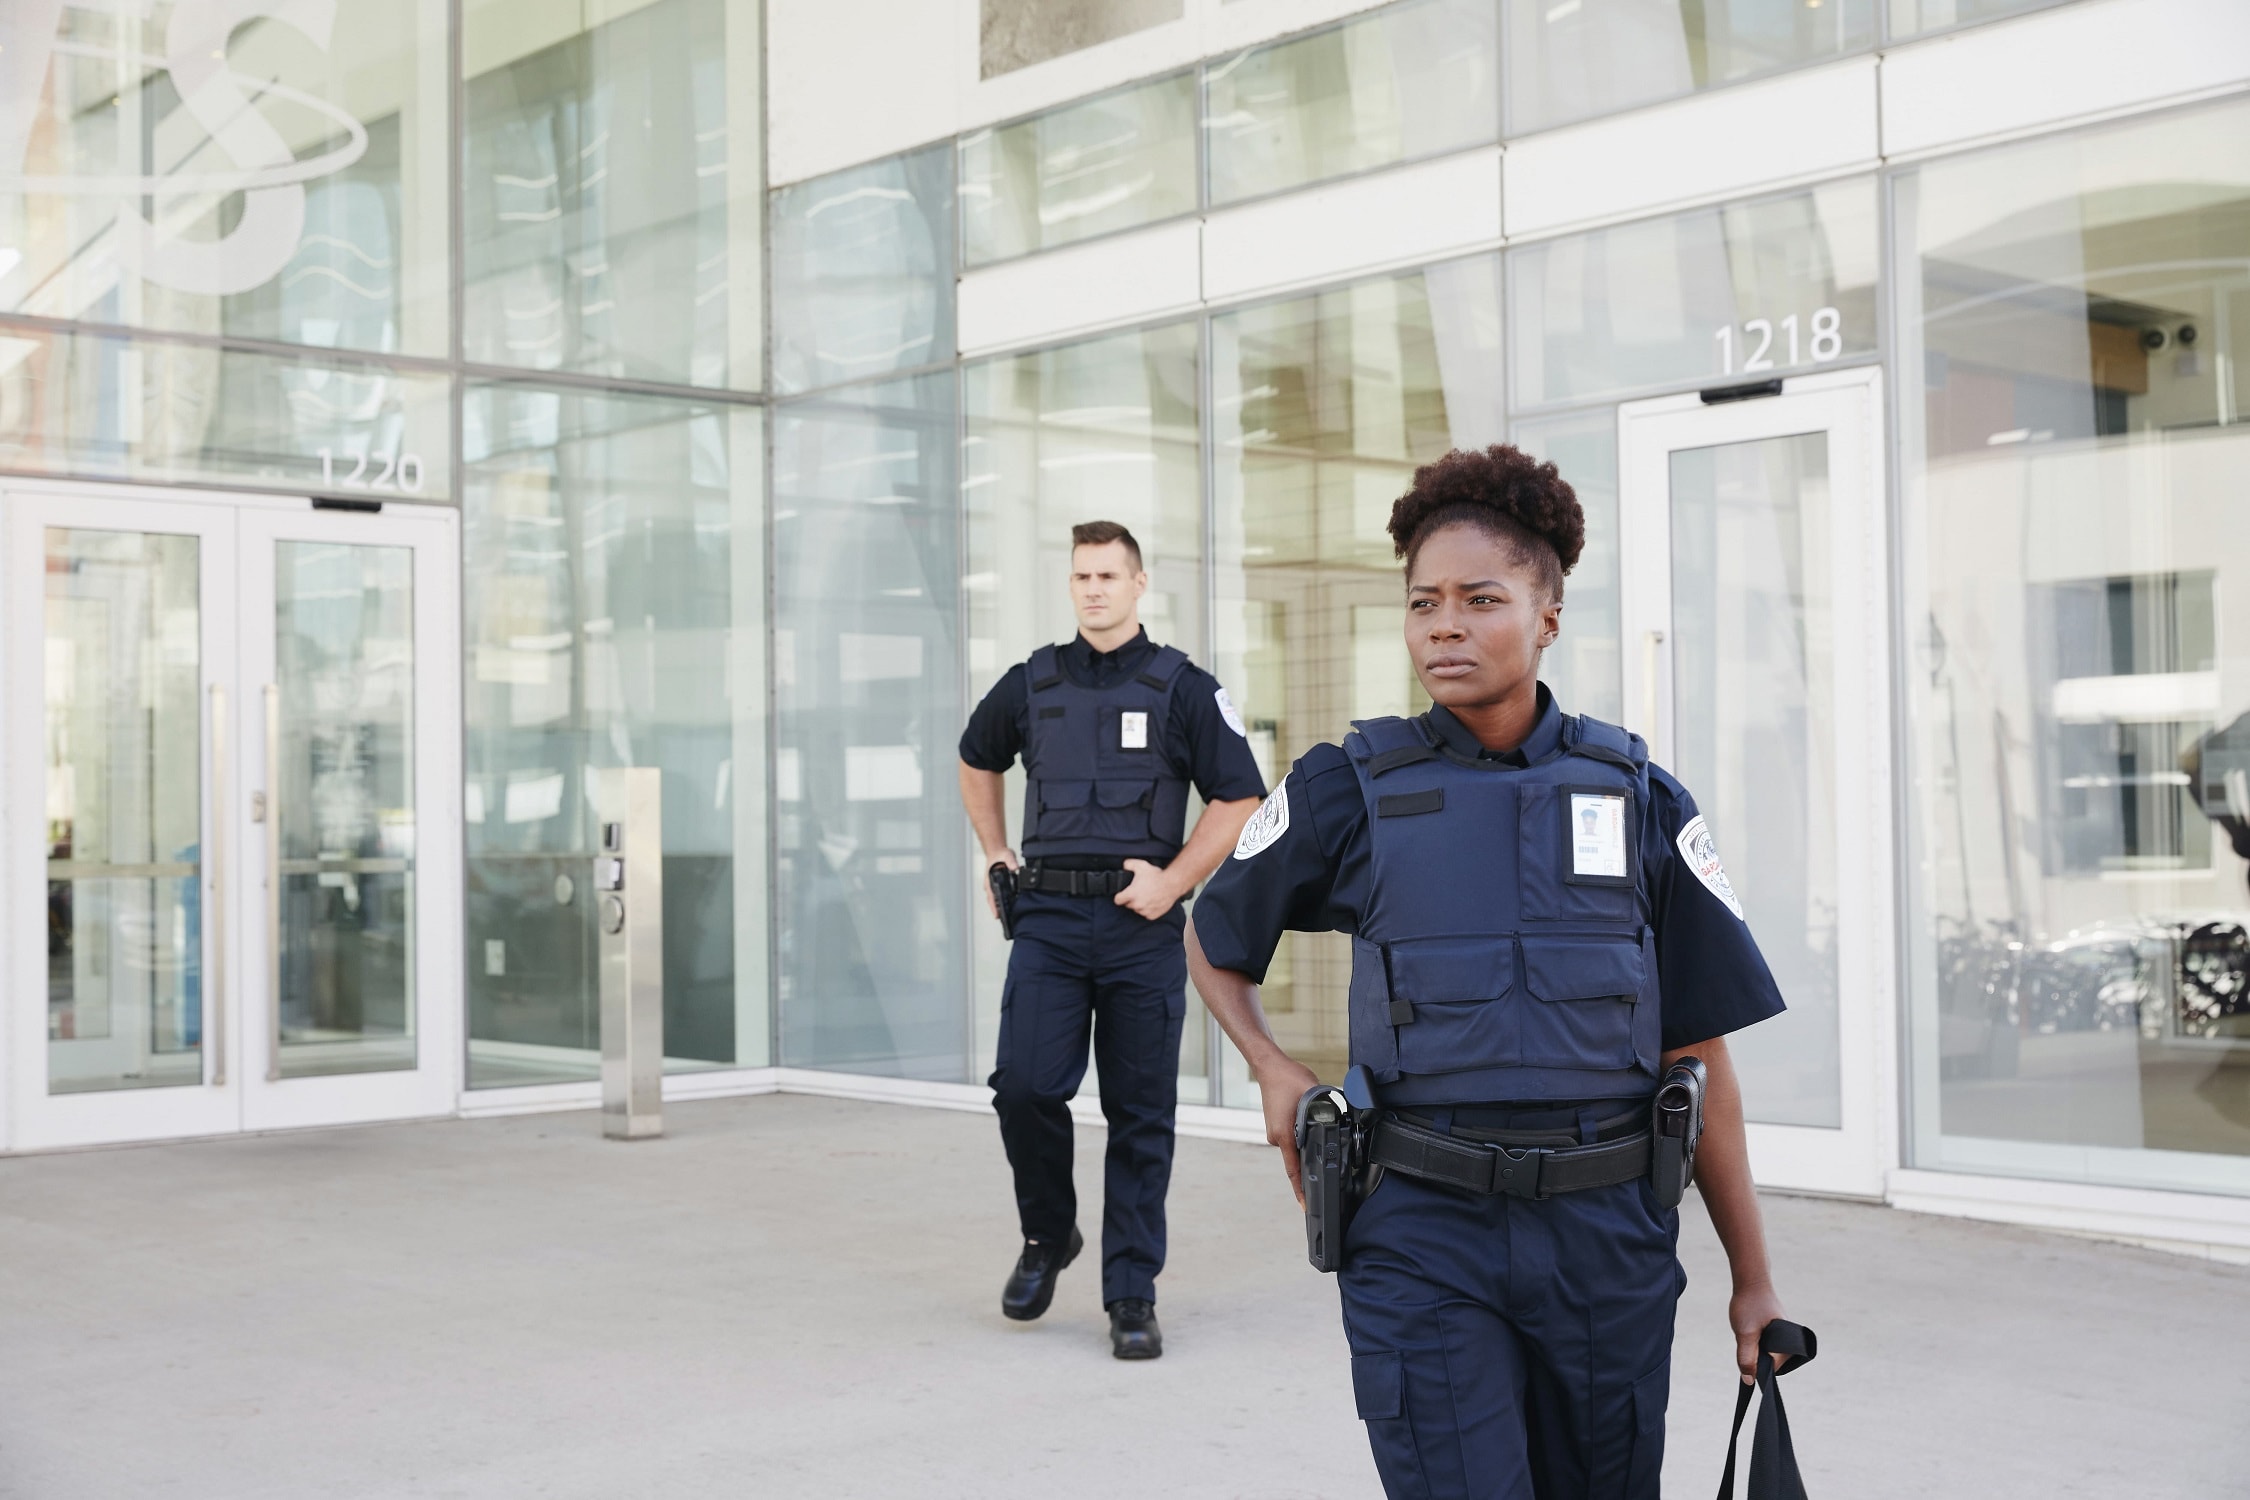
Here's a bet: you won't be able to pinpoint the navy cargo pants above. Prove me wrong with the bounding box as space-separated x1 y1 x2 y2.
989 889 1186 1307
1340 1112 1684 1500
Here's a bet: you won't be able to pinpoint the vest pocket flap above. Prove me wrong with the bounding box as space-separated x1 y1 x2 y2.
1385 938 1513 1003
1096 778 1155 808
1037 779 1092 810
1522 937 1646 1002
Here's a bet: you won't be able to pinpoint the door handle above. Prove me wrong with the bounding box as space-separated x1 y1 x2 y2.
208 684 227 1087
264 683 282 1084
1643 630 1666 748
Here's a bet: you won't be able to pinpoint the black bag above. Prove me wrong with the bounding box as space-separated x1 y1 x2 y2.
1716 1320 1818 1500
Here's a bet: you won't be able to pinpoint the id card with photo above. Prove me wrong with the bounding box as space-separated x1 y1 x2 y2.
1120 711 1148 749
1569 791 1628 880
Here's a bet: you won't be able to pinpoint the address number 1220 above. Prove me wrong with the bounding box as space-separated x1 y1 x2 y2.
1714 307 1844 376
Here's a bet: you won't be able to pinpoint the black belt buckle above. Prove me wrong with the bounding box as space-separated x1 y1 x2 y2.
1491 1145 1548 1199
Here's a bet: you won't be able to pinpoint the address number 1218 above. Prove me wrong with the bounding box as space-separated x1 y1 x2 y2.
1714 306 1844 376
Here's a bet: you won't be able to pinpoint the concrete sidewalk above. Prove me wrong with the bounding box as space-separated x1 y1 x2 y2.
0 1093 2244 1499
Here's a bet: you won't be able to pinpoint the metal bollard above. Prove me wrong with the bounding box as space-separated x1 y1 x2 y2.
594 767 664 1140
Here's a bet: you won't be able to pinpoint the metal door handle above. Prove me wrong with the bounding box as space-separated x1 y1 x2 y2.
1643 630 1666 746
208 684 227 1087
264 684 281 1083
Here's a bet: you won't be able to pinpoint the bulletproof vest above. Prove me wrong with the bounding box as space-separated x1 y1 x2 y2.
1344 712 1663 1105
1020 642 1194 862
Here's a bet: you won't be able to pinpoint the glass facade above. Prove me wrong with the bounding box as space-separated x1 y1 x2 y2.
770 147 955 395
1897 100 2250 1194
960 74 1198 267
1205 0 1500 208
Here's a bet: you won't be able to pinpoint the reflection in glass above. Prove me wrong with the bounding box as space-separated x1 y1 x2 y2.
1205 0 1498 208
1211 258 1504 1098
0 0 447 356
771 147 954 395
44 529 204 1094
774 374 967 1080
961 74 1197 267
1509 179 1879 410
963 323 1206 1093
1670 436 1841 1127
1899 100 2250 1192
0 328 453 501
1512 410 1623 722
1506 0 1874 135
463 0 763 389
273 542 415 1077
1888 0 2074 40
463 386 761 1086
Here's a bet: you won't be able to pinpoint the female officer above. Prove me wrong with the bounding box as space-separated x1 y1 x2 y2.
1186 445 1792 1499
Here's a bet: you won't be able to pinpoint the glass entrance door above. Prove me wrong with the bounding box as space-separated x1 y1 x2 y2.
1618 367 1894 1195
6 483 462 1150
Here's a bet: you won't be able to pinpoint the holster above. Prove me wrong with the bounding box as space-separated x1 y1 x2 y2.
988 863 1018 941
1651 1055 1708 1208
1295 1065 1379 1273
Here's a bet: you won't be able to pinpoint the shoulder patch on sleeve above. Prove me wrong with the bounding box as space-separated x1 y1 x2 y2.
1214 686 1248 738
1674 814 1745 920
1232 784 1290 860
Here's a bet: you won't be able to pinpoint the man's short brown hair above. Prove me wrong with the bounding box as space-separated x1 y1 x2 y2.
1070 520 1143 572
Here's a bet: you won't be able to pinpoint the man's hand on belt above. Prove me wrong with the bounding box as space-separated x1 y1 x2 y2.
1114 858 1183 921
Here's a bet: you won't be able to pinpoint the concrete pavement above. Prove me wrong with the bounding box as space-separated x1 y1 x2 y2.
0 1093 2245 1498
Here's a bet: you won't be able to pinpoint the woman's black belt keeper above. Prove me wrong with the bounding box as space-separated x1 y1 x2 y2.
1368 1114 1652 1199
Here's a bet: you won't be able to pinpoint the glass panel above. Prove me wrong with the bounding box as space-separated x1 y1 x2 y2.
1669 435 1841 1127
0 328 452 501
962 322 1205 1095
774 373 967 1080
463 386 763 1087
1509 178 1879 411
1898 100 2250 1195
771 146 954 396
960 73 1197 268
1205 0 1498 209
1512 409 1623 721
1506 0 1875 135
463 0 763 390
981 0 1184 79
272 541 415 1078
44 528 203 1094
1888 0 2077 40
1 0 448 356
1210 257 1504 1099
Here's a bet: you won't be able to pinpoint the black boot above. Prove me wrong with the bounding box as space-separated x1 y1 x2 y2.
1001 1227 1082 1321
1107 1298 1162 1360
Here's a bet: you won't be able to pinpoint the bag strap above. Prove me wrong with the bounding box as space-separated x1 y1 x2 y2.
1716 1320 1818 1500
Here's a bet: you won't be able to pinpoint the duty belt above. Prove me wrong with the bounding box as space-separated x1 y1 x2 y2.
1369 1113 1652 1199
1018 863 1134 898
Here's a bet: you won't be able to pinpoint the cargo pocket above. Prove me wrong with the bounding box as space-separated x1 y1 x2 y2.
1348 938 1401 1080
1350 1351 1403 1421
1518 783 1638 923
1388 938 1516 1076
1518 937 1643 1070
1033 778 1094 842
1626 1358 1671 1495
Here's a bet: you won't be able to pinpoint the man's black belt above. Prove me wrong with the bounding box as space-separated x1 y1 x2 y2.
1018 863 1133 897
1369 1114 1652 1199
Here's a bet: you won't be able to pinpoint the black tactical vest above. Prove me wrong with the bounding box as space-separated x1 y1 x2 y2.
1020 642 1194 862
1344 712 1663 1104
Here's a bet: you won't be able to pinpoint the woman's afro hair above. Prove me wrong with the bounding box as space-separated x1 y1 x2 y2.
1385 444 1585 600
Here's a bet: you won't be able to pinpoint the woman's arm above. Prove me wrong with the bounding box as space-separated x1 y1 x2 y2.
1187 916 1320 1206
1665 1034 1790 1382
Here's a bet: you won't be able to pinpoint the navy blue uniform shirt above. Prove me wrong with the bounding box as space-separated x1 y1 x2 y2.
959 629 1268 864
1192 685 1785 1054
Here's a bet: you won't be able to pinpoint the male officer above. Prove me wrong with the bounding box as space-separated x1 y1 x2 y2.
1186 447 1792 1496
958 520 1265 1360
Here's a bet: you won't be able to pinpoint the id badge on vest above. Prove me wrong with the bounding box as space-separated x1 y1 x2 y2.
1564 787 1632 886
1120 711 1148 750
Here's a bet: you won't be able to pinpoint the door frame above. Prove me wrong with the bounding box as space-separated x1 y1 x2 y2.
0 477 463 1151
1616 365 1898 1198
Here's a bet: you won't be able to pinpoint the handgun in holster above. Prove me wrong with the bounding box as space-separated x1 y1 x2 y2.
1651 1055 1707 1209
1295 1065 1379 1273
988 863 1019 941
